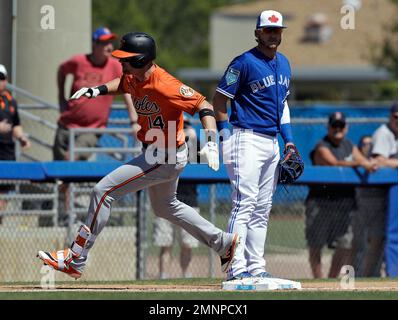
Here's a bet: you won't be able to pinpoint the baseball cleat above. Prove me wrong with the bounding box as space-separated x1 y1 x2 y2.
37 249 81 279
227 271 252 281
252 271 274 278
220 233 240 273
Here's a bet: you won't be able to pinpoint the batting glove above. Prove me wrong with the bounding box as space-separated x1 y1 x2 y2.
70 87 100 100
199 141 219 171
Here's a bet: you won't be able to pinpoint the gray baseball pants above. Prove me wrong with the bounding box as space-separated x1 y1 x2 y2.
73 144 232 268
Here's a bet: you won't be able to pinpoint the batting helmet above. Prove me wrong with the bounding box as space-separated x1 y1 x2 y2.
112 32 156 68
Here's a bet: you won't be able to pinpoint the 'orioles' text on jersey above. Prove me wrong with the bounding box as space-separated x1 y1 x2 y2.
216 48 291 136
120 65 205 148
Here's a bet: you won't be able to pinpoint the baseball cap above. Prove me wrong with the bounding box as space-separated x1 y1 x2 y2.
328 111 346 126
256 10 287 29
92 27 117 42
0 64 7 80
390 101 398 114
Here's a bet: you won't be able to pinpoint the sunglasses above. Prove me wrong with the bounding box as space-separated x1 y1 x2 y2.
119 58 133 63
119 56 147 69
330 122 346 129
392 114 398 120
0 73 6 81
260 28 283 34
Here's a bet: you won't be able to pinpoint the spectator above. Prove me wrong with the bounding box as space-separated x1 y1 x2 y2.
0 64 31 159
54 27 134 161
0 64 31 214
357 102 398 276
153 119 200 279
352 135 385 277
305 111 377 278
372 102 398 168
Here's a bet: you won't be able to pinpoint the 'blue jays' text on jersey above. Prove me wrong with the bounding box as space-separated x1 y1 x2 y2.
216 48 291 136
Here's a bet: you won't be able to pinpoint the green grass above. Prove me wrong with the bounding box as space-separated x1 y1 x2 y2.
2 291 398 300
1 278 398 300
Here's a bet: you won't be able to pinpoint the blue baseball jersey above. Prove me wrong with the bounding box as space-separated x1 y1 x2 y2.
216 48 291 136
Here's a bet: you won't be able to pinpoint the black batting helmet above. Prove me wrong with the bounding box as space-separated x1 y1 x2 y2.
112 32 156 68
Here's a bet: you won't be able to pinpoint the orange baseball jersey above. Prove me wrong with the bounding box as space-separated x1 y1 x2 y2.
120 64 205 148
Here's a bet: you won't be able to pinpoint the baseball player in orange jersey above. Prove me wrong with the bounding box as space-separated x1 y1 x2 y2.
37 32 240 279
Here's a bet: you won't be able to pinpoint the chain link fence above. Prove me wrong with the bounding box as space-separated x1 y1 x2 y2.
143 183 357 280
0 178 388 282
0 180 138 282
135 181 387 280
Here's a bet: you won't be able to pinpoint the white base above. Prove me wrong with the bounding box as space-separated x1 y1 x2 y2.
222 277 302 291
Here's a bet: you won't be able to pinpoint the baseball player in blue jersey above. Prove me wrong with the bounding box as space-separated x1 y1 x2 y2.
213 10 298 281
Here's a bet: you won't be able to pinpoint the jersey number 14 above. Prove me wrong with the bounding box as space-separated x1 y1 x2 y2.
148 115 165 129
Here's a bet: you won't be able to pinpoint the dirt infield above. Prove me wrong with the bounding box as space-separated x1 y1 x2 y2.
1 280 398 292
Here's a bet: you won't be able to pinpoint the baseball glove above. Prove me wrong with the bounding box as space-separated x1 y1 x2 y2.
278 144 304 184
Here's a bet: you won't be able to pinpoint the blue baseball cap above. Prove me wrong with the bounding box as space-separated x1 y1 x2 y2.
92 27 117 42
391 101 398 113
328 111 346 126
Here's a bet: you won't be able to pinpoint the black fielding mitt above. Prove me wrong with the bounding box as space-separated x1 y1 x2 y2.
278 144 304 184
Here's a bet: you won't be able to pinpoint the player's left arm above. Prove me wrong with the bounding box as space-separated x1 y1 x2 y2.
213 91 230 134
280 100 295 149
197 100 217 133
197 100 219 171
122 93 140 139
278 100 305 183
213 91 229 121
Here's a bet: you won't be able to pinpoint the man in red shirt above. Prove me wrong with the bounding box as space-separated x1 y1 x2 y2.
54 27 135 161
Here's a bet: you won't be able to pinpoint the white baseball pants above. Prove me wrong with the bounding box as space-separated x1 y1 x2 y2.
223 127 280 278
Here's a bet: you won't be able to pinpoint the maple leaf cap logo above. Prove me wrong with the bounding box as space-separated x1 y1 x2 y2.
256 10 285 29
268 15 279 23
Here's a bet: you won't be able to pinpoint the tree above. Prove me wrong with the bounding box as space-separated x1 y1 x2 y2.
369 0 398 99
371 0 398 77
92 0 252 71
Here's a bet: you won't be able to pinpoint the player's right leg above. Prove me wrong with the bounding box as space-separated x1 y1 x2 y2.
37 152 168 278
148 175 241 273
37 224 91 279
